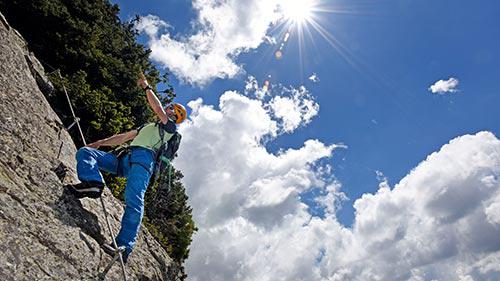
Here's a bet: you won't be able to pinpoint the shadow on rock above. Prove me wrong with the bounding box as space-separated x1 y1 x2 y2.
53 188 107 247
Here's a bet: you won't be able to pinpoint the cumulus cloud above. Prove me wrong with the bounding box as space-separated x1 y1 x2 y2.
315 182 348 215
135 0 291 86
428 77 460 94
175 89 500 281
174 86 340 280
268 86 319 133
244 76 268 100
242 77 319 133
329 131 500 281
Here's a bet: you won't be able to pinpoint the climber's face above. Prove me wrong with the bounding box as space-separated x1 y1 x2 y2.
165 104 177 122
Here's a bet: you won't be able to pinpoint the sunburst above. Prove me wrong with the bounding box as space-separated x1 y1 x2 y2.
272 0 367 76
273 0 321 67
280 0 316 25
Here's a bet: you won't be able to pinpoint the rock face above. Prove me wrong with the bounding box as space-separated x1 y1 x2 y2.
0 12 180 280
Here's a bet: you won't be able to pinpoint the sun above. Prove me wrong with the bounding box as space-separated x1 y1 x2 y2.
280 0 316 24
272 0 357 67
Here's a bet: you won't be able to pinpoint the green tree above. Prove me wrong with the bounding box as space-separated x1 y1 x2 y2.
0 0 165 144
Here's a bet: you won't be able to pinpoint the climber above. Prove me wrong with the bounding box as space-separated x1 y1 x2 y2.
67 75 187 263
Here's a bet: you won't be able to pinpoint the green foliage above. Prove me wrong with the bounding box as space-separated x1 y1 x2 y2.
106 176 127 201
0 0 172 145
143 219 173 254
146 167 197 262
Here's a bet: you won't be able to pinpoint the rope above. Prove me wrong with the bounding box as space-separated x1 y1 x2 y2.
58 69 127 280
57 70 86 146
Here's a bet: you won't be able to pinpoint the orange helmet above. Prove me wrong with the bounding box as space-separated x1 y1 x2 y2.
170 103 187 124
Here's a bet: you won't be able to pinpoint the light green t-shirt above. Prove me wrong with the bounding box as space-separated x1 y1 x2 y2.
130 122 174 151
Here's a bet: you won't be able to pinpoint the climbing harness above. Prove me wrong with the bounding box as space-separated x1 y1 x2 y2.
111 121 181 192
57 70 127 281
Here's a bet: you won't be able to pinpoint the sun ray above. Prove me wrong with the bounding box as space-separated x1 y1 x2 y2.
265 1 432 134
307 17 361 72
270 0 391 88
303 9 431 131
280 0 316 24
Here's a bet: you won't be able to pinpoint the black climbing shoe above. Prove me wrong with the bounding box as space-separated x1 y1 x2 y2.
102 243 128 263
66 181 104 199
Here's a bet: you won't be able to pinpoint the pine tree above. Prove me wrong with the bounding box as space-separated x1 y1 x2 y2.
0 0 165 143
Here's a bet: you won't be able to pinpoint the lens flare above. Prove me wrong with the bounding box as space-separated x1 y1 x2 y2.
262 80 270 92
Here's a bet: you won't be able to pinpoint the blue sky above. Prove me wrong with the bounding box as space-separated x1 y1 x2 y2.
113 0 499 225
110 1 500 280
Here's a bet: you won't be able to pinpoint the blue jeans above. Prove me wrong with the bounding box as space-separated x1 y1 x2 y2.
76 146 155 257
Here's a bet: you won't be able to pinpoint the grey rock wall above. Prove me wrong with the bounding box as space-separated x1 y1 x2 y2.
0 12 179 281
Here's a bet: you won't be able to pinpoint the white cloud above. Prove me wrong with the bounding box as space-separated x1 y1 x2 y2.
243 78 319 134
134 14 169 37
484 191 500 225
269 86 319 133
174 85 341 280
135 0 291 86
264 35 277 45
176 89 500 281
428 77 460 94
327 131 500 281
315 182 348 215
244 76 268 100
309 73 320 83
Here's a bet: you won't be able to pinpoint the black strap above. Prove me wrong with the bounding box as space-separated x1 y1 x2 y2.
157 122 165 143
155 122 165 159
112 144 130 158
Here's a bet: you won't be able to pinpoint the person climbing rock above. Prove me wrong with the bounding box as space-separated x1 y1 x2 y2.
67 75 187 262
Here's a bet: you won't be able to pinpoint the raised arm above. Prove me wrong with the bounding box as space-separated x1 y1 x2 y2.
138 76 169 124
86 130 138 149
